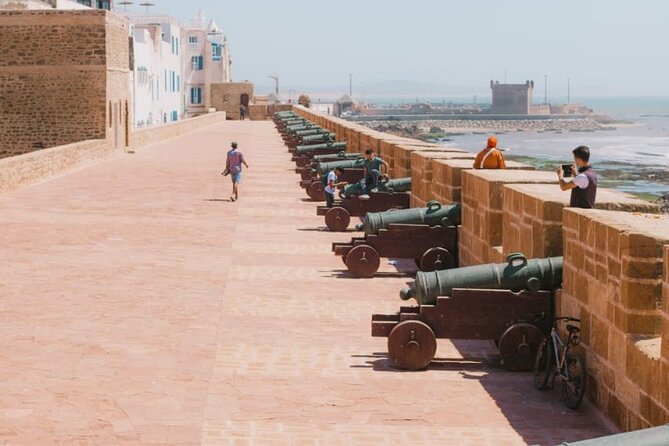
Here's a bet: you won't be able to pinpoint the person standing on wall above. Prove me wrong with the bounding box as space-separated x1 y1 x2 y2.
557 145 597 209
222 141 249 202
473 136 507 169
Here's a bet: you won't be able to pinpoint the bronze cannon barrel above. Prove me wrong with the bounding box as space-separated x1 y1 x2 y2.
295 141 346 156
377 177 412 193
400 254 563 305
316 157 366 175
359 201 461 235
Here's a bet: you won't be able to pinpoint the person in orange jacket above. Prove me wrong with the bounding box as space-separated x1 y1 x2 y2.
473 136 506 169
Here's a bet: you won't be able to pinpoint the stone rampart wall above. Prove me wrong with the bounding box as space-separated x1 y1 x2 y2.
291 104 669 430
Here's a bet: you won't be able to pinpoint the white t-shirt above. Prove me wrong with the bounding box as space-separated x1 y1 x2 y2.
572 173 589 189
324 171 337 194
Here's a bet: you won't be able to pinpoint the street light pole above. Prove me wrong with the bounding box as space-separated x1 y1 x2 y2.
268 74 279 97
348 73 353 97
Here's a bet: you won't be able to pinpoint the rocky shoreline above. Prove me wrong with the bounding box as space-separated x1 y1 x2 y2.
361 115 621 141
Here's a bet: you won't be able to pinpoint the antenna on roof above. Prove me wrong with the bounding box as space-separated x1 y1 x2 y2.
139 1 155 13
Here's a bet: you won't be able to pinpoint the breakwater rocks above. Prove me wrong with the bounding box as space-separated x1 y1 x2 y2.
361 116 616 141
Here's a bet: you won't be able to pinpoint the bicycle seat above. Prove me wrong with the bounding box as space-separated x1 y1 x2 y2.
566 324 580 333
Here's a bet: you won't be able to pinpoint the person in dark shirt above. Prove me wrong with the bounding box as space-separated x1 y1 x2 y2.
359 149 389 199
557 145 597 209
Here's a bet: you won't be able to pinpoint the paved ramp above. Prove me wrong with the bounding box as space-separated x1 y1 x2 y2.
0 121 612 445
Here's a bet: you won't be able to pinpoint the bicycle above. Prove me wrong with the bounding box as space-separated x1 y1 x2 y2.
534 316 587 410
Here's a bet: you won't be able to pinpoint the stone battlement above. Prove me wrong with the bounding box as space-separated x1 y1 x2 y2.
292 104 669 429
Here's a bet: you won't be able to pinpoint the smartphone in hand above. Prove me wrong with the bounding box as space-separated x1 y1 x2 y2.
562 164 573 177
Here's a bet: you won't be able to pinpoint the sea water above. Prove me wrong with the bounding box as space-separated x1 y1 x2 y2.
438 97 669 196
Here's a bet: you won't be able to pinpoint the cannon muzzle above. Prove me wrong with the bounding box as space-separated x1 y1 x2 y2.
401 254 563 305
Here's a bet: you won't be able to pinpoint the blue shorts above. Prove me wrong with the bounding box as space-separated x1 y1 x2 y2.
231 171 242 184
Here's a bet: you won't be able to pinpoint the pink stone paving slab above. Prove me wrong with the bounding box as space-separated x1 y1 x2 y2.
0 121 613 445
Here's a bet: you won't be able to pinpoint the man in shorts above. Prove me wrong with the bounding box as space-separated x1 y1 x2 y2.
223 141 249 202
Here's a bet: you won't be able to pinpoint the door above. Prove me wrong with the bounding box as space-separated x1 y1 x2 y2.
240 93 249 107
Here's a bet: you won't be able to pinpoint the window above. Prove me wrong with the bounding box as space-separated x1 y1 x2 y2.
191 56 203 70
137 66 148 86
164 70 167 91
172 111 178 122
96 0 110 9
176 75 180 92
175 38 179 55
76 0 91 6
190 87 202 105
171 71 175 92
212 43 221 61
188 36 198 44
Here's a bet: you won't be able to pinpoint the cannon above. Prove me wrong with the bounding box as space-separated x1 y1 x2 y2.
332 202 459 278
358 200 461 235
299 133 336 144
316 191 411 231
298 157 365 181
291 140 347 158
557 424 669 445
295 151 360 170
340 177 413 198
401 253 563 305
285 128 330 149
301 168 365 201
371 288 553 371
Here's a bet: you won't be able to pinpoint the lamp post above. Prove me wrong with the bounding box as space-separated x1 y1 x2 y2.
348 73 353 97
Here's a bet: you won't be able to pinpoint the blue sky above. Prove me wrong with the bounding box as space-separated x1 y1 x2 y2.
126 0 669 98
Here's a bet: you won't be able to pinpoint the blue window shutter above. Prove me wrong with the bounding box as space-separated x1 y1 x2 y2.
198 56 203 70
197 88 202 104
164 70 167 91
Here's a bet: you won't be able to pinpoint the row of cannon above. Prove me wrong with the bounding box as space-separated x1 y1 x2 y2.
274 110 562 373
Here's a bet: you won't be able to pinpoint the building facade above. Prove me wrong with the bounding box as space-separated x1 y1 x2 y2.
490 80 534 115
183 10 231 117
128 14 184 128
0 9 131 158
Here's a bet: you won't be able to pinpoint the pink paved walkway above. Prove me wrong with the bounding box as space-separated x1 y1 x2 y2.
0 121 613 445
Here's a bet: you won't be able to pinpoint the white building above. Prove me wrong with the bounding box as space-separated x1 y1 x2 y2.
182 10 231 117
127 14 185 128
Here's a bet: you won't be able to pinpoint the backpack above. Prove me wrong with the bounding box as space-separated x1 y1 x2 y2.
321 171 330 187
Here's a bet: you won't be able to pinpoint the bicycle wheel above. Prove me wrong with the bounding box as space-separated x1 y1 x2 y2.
562 352 587 409
534 337 553 390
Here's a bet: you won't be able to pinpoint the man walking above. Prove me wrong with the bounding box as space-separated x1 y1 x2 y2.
557 145 597 209
473 136 506 169
223 141 249 202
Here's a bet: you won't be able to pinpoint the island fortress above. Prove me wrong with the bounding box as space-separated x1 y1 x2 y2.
0 5 667 441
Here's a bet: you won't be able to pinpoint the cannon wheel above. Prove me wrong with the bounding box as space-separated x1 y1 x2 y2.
325 206 351 231
387 320 437 371
498 323 545 371
419 247 456 272
345 244 380 278
307 181 325 201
